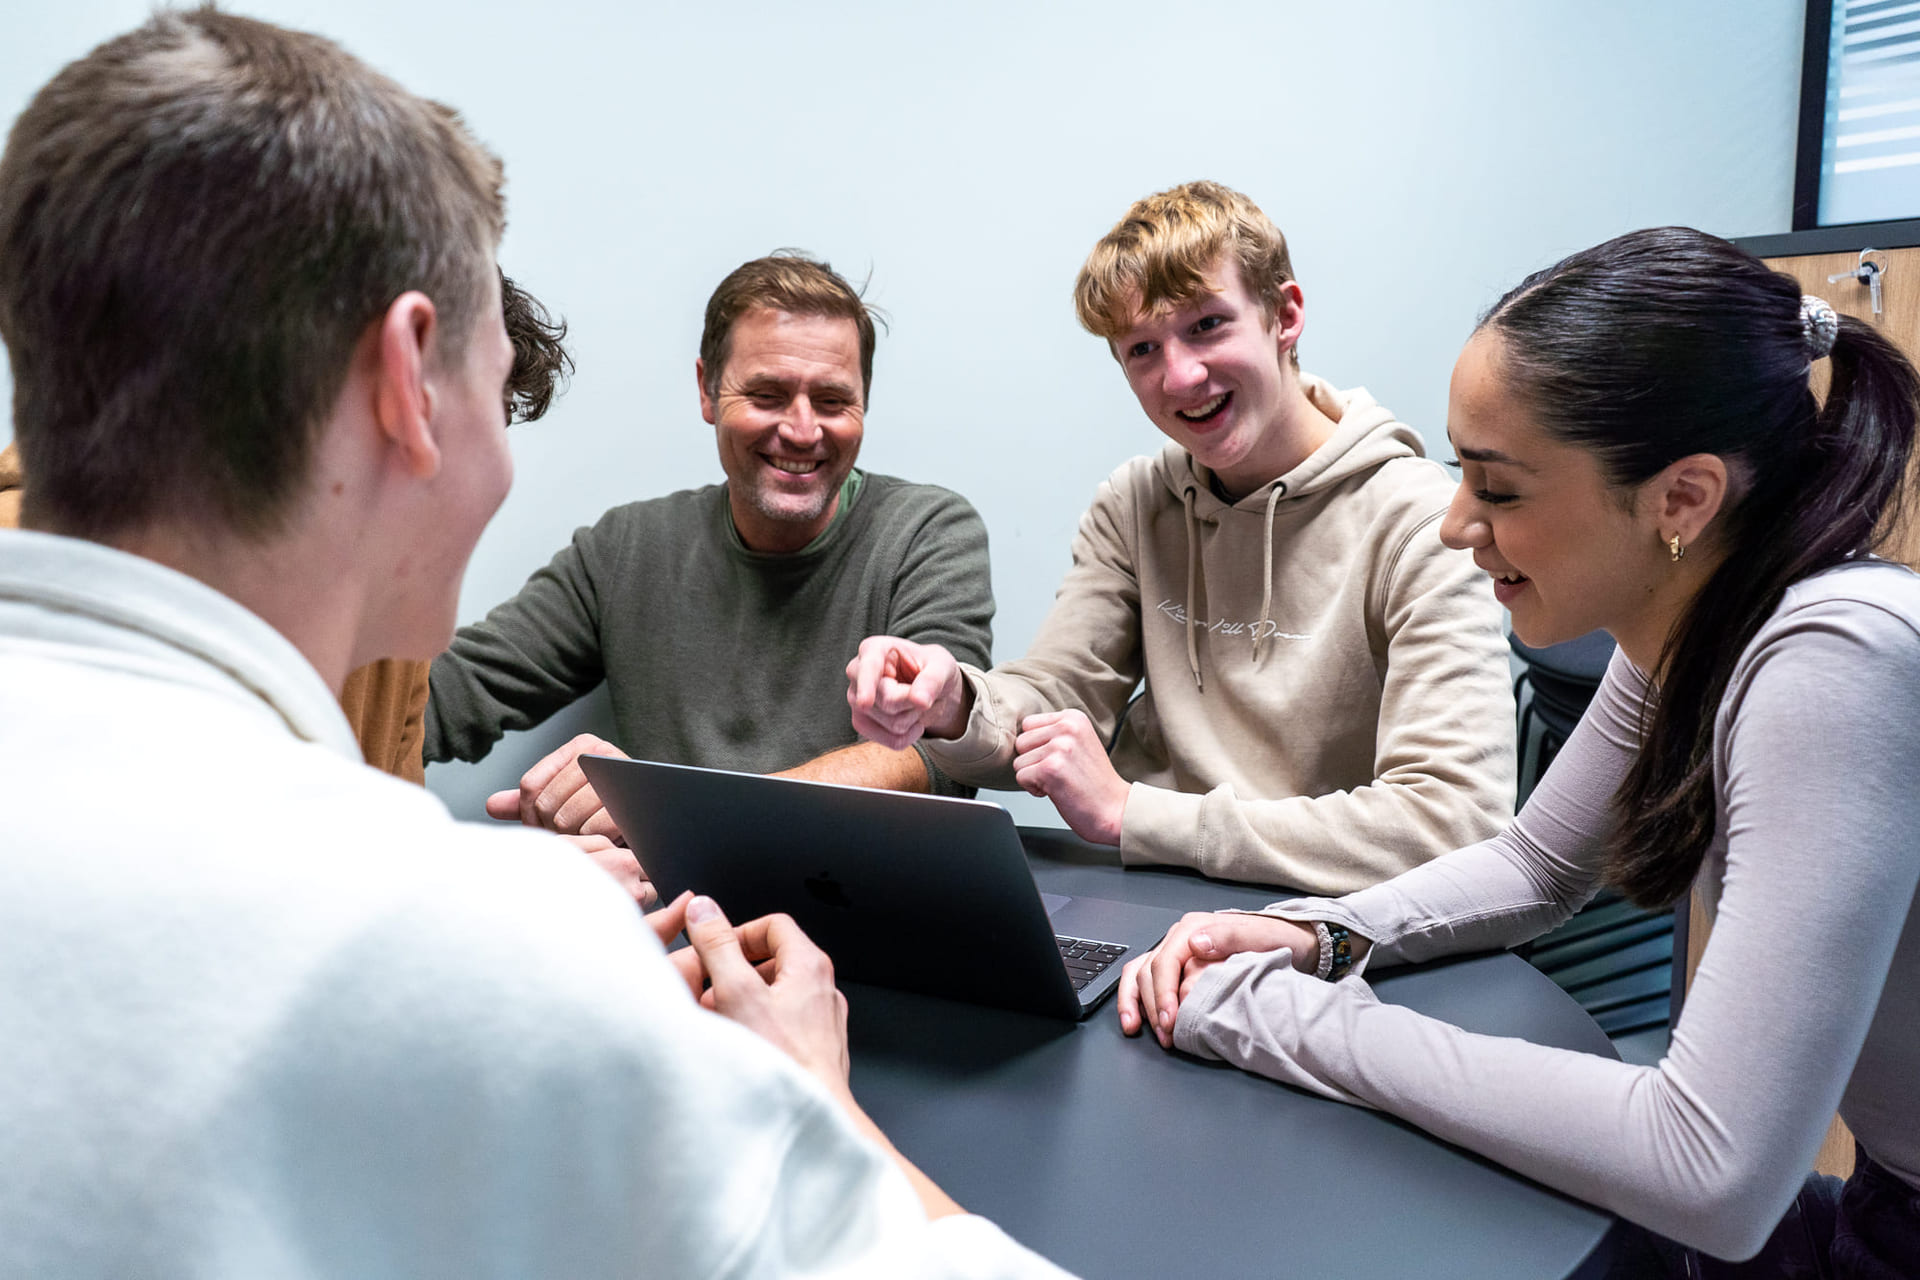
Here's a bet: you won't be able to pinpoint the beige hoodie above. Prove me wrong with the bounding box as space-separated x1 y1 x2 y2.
924 377 1515 894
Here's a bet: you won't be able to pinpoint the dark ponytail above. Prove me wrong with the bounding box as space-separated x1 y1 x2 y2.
1480 228 1919 908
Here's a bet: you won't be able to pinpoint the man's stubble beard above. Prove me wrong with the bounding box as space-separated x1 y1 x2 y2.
743 476 836 529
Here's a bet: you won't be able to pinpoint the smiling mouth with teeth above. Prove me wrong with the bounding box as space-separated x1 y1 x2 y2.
765 456 822 475
1175 392 1231 424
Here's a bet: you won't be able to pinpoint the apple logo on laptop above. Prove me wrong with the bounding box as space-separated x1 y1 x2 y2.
803 871 852 910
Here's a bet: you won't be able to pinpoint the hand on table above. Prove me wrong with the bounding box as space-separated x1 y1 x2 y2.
558 833 656 907
674 896 852 1095
1117 911 1316 1048
1013 709 1129 846
486 732 627 841
845 636 969 749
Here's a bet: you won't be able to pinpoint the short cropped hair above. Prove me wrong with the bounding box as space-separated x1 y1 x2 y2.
1074 180 1298 363
699 253 878 404
0 9 505 540
502 272 573 425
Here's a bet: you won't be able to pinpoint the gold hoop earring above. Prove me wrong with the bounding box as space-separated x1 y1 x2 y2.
1668 534 1685 563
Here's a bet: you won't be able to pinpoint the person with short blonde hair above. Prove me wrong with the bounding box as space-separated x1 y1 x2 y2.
1074 179 1299 366
849 179 1515 894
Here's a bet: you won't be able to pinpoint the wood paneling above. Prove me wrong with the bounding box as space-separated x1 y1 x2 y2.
1766 248 1920 569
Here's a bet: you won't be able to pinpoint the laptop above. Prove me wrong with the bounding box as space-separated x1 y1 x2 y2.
578 755 1181 1020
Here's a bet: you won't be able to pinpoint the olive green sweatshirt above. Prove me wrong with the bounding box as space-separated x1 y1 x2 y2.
426 472 994 794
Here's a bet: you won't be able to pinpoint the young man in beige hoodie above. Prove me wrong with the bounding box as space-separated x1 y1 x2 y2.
848 181 1514 895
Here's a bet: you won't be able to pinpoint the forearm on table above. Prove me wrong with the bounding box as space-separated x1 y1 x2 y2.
1174 954 1758 1255
778 740 930 792
1117 775 1509 898
1250 821 1604 969
1153 656 1643 946
1282 656 1646 962
1212 912 1374 974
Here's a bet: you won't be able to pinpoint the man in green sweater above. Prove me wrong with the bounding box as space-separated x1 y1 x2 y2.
426 254 995 854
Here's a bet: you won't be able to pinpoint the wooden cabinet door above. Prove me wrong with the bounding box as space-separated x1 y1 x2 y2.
1766 248 1920 568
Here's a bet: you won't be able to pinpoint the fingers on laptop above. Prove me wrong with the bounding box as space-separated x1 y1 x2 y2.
505 733 629 835
668 947 707 1003
556 784 621 841
685 899 851 1088
646 889 692 940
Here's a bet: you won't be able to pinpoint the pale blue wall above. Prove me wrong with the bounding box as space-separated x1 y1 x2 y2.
0 1 1805 820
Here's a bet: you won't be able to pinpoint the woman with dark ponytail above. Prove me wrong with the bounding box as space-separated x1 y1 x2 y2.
1117 227 1920 1275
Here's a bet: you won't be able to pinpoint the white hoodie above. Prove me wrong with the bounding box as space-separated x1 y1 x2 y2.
924 376 1515 894
0 528 1075 1279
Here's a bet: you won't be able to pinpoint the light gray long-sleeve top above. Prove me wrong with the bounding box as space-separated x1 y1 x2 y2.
1173 559 1920 1261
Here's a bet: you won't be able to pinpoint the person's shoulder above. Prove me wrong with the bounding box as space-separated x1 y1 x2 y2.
1339 452 1456 515
1772 558 1920 647
1290 450 1455 561
1082 445 1183 510
86 726 662 1001
1120 446 1180 488
1728 561 1920 734
567 484 729 571
853 473 991 551
857 471 978 516
262 818 705 1140
590 482 728 532
276 769 677 1011
1299 457 1456 584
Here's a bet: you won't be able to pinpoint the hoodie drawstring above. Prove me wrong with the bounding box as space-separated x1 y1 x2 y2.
1252 482 1286 664
1181 484 1203 692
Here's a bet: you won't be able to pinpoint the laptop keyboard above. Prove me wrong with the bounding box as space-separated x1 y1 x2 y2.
1056 935 1128 991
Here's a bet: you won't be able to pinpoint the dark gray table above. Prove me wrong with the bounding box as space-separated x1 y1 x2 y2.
845 828 1622 1279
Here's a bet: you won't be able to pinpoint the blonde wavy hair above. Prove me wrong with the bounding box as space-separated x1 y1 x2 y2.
1074 180 1297 365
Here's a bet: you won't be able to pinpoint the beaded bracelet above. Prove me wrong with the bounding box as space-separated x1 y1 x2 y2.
1312 921 1355 982
1326 922 1354 981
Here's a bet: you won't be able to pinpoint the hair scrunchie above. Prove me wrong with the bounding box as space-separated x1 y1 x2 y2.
1801 294 1840 361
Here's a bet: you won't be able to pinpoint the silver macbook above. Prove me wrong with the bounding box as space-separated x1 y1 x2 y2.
578 756 1179 1020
